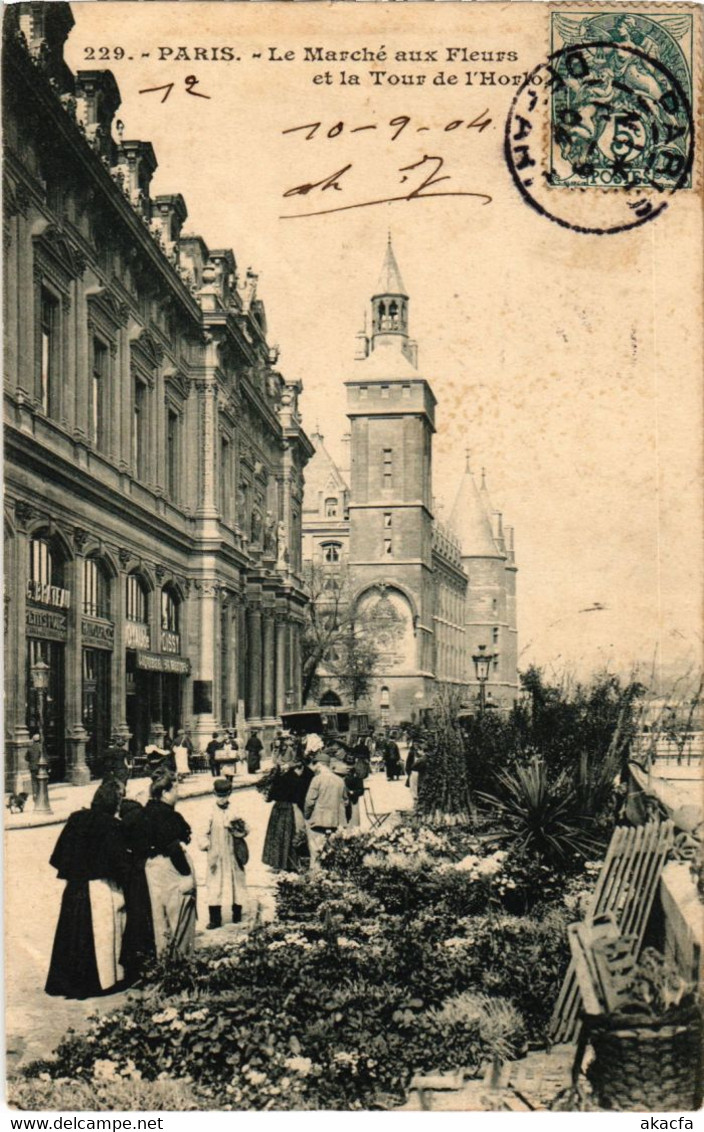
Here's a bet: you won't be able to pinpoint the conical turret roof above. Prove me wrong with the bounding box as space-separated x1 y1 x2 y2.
479 467 494 518
373 235 407 298
449 460 502 558
302 429 349 510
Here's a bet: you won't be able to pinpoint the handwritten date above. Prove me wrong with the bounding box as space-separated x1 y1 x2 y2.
283 111 492 142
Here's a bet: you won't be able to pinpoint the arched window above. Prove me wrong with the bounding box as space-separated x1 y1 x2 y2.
322 542 341 564
83 557 111 618
324 497 338 518
320 690 341 707
126 573 148 623
27 534 68 606
161 587 179 632
380 685 390 708
28 536 64 588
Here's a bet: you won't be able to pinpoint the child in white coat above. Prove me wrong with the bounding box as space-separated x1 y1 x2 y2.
201 778 249 928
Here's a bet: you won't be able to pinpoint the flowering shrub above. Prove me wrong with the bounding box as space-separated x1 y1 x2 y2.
462 910 571 1041
25 810 580 1108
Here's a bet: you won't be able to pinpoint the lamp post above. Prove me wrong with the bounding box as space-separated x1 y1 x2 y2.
30 657 53 814
472 644 497 717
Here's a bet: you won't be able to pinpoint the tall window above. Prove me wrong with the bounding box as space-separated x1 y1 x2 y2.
91 338 108 451
324 497 338 518
161 588 179 632
83 558 110 618
323 542 341 564
492 627 499 644
126 574 148 623
40 289 59 416
29 538 52 587
384 538 393 558
384 512 392 529
382 447 393 488
132 379 147 479
167 410 179 500
27 536 66 605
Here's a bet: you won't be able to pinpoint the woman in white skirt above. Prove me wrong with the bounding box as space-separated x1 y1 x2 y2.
142 771 196 956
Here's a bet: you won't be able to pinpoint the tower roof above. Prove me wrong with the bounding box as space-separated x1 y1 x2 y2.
373 235 407 298
479 466 494 517
302 429 349 510
449 463 502 558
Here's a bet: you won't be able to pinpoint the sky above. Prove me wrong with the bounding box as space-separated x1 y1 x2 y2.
65 2 703 688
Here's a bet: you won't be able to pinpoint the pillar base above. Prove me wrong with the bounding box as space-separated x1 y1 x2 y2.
66 728 92 786
191 715 218 756
5 731 31 793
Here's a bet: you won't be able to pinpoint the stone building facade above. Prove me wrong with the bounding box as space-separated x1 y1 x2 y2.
302 241 519 724
3 3 312 790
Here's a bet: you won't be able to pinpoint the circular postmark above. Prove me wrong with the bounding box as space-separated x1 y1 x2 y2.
505 37 694 235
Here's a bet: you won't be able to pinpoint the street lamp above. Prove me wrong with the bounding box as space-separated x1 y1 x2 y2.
472 644 497 716
30 657 53 814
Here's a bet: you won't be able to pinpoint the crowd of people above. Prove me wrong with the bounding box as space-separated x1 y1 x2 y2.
44 724 432 1002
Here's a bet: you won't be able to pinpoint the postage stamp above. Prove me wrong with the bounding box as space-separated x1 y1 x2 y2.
548 11 695 189
504 5 698 235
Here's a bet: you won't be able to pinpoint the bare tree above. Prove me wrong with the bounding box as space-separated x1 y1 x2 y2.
300 563 378 706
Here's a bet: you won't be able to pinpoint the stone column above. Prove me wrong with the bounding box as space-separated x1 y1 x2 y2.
190 579 220 752
111 552 131 741
65 535 90 784
74 284 89 442
195 358 220 518
246 605 262 721
236 598 247 733
275 616 287 716
227 598 239 727
5 517 30 791
262 613 275 720
120 328 132 473
291 620 302 707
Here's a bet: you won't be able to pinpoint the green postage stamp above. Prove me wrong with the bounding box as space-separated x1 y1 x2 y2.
548 10 695 189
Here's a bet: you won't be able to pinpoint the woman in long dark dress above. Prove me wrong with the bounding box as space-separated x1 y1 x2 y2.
46 780 129 999
262 759 314 871
119 793 156 981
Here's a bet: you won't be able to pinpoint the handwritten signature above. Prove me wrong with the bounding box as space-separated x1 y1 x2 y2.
280 154 492 219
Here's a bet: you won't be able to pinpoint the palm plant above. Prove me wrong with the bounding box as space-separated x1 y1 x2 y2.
476 756 604 864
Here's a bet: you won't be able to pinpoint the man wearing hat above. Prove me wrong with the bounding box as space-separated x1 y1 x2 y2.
303 751 349 870
200 778 249 928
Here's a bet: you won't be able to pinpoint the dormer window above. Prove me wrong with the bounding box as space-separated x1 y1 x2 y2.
324 497 338 519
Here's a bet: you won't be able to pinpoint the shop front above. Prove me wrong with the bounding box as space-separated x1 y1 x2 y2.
25 599 68 782
81 616 114 779
126 640 190 758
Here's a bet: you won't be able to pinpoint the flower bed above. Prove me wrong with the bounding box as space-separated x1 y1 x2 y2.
20 815 575 1110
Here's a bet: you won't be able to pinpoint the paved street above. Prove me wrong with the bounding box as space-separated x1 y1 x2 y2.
6 770 411 1073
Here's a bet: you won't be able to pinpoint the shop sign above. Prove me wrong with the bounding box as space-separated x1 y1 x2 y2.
82 618 115 648
26 606 68 640
135 651 190 675
161 630 181 655
125 621 150 650
26 581 71 608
